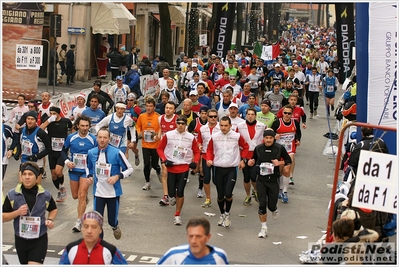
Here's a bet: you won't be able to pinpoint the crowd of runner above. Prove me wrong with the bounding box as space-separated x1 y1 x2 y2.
2 21 394 265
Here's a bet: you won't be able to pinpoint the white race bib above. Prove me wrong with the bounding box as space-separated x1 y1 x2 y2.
271 101 281 111
73 153 87 169
172 146 187 161
259 162 274 176
51 137 65 151
310 83 317 91
327 85 334 93
21 140 33 156
95 162 111 179
277 133 295 153
19 216 41 239
143 130 155 142
109 133 122 148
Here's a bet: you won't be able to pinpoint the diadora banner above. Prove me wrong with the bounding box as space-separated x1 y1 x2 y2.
335 4 355 84
367 2 397 127
211 2 236 59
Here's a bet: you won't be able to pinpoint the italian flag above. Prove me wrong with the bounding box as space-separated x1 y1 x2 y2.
253 42 281 61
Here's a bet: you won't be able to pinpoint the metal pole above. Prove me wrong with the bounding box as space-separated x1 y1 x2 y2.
53 14 57 95
184 3 190 55
21 37 50 94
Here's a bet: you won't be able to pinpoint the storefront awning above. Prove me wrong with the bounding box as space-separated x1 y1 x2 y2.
91 3 136 35
168 5 186 26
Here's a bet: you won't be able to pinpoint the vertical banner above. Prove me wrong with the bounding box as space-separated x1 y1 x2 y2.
367 2 397 127
2 3 44 101
356 3 397 155
211 2 236 59
335 4 355 84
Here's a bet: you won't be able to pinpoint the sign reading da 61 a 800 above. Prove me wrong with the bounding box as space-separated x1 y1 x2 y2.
352 150 397 214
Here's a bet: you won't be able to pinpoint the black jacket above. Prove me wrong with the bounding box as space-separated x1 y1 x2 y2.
107 51 124 68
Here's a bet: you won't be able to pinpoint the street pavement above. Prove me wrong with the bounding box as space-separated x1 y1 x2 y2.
2 79 345 265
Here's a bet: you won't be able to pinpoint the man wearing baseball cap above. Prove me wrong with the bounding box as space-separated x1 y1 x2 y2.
59 211 127 264
267 63 285 86
70 93 87 124
109 76 130 111
189 90 204 113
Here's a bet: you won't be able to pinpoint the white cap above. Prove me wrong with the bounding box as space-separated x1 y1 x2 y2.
275 63 281 67
127 93 136 99
76 93 86 100
189 90 198 96
229 102 238 109
192 63 198 68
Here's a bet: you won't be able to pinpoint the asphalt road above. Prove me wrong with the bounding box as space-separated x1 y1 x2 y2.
2 84 344 265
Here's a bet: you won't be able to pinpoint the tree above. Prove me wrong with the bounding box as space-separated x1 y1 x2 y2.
158 3 173 65
188 3 198 57
248 3 259 45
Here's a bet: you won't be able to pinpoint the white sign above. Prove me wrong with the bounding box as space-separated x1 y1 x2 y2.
199 34 207 46
261 45 272 61
352 150 397 214
367 3 397 126
140 73 159 96
15 44 43 70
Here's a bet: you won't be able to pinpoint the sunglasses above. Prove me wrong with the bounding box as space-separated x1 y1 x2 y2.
28 105 35 108
176 121 186 125
230 78 236 80
283 112 292 115
127 99 134 101
208 115 218 118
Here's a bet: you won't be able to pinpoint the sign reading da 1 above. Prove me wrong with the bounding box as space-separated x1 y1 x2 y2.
352 150 397 214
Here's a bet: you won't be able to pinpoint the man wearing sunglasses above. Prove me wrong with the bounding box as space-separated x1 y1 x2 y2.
271 105 301 203
222 76 242 97
197 109 220 208
157 115 200 225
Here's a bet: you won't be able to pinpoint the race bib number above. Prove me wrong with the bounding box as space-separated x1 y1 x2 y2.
19 216 40 239
144 130 155 142
96 162 111 179
277 133 295 153
259 162 274 176
327 85 334 93
15 112 24 121
172 146 187 161
110 133 122 148
310 83 318 91
333 68 339 74
115 93 125 103
73 153 87 169
21 140 33 156
271 101 281 111
51 137 65 151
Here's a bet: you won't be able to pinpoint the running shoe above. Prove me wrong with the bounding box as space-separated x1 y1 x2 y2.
258 227 268 238
278 189 283 199
217 214 225 226
42 170 47 179
289 177 294 185
113 225 122 240
174 216 182 226
201 199 211 208
142 182 151 190
197 189 204 198
157 172 162 183
252 190 259 203
169 196 176 206
223 213 231 227
272 209 280 220
159 196 169 206
56 191 64 202
72 219 82 232
243 196 252 206
314 110 318 116
59 185 67 200
310 113 313 119
135 156 140 166
282 192 289 203
331 105 335 111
